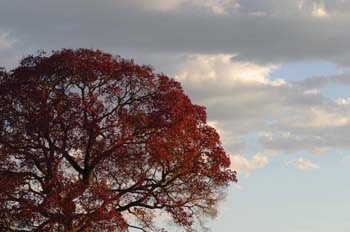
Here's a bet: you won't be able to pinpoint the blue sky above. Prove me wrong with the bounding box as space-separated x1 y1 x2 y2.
1 0 350 231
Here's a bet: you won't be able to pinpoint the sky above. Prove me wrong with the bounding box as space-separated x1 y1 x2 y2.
1 0 350 231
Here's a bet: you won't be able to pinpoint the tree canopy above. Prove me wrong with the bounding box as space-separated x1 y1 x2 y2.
0 49 236 232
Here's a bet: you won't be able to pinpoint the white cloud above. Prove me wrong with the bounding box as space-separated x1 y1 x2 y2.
230 153 270 176
174 54 282 87
303 88 319 95
308 108 350 127
287 157 319 170
287 107 350 128
171 53 350 156
335 97 350 105
312 2 330 18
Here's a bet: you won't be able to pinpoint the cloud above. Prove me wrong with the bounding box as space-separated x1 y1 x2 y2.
298 74 350 89
286 157 319 170
312 2 330 18
207 120 244 152
2 0 350 65
0 30 19 68
280 107 350 128
120 0 240 15
172 53 287 135
0 31 15 49
304 107 349 127
230 153 270 176
168 53 350 159
298 0 305 10
336 97 350 105
248 11 268 17
174 54 281 86
123 0 187 12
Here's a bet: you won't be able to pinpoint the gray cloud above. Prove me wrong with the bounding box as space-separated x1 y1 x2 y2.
298 74 350 89
1 0 350 66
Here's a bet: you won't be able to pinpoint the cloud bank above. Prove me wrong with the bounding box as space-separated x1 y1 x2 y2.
2 0 350 65
171 53 350 173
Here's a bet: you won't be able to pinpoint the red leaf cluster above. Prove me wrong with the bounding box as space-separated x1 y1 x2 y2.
0 49 236 232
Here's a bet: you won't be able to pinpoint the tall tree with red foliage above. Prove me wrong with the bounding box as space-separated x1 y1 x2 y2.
0 49 236 232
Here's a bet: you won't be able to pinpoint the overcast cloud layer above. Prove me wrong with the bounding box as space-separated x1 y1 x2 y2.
2 0 350 65
2 0 350 175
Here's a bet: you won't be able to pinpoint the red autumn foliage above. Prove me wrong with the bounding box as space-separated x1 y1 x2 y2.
0 49 236 232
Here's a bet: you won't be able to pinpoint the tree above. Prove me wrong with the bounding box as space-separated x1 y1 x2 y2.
0 49 236 232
